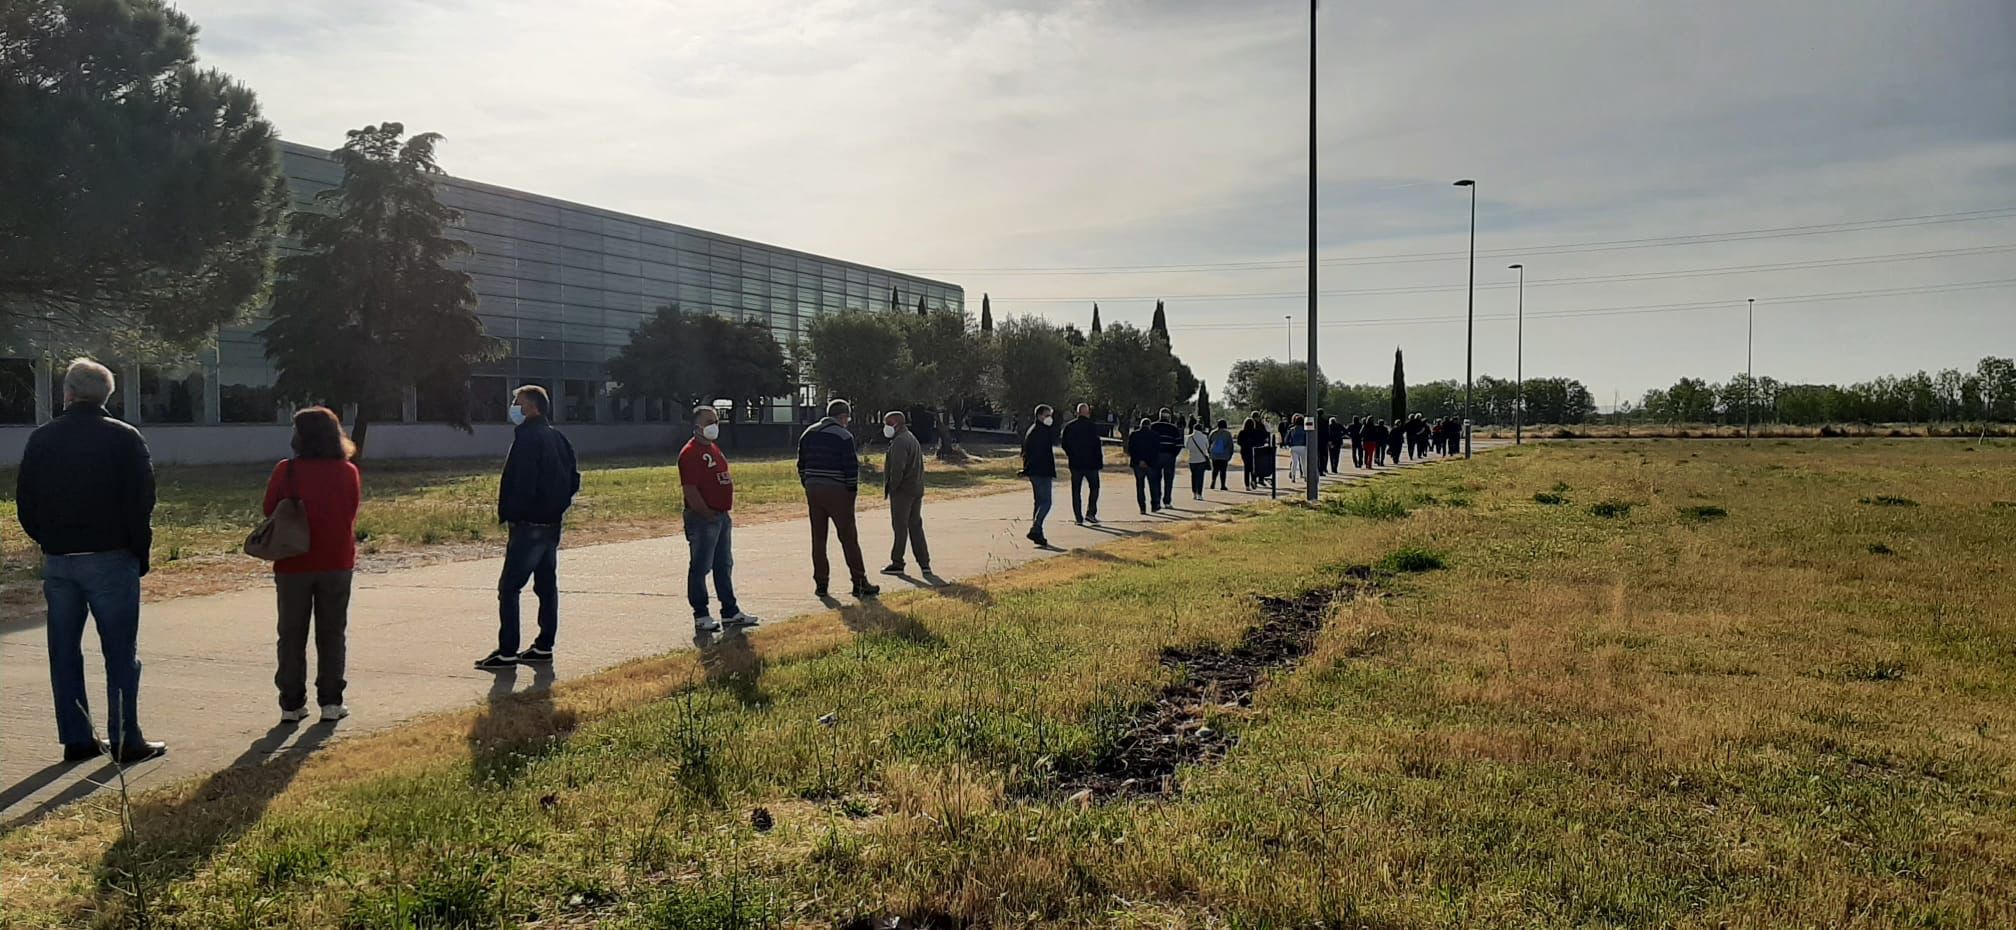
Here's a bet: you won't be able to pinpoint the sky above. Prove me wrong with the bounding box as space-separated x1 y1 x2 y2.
181 0 2016 406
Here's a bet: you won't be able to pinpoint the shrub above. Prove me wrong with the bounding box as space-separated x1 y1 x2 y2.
1325 488 1410 520
1589 500 1633 518
1679 505 1728 521
1868 542 1895 555
1533 491 1567 505
1378 546 1446 573
1859 495 1919 507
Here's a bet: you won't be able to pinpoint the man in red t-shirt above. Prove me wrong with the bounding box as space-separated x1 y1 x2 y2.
678 406 757 633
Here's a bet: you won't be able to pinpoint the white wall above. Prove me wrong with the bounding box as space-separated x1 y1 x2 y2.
1 423 688 466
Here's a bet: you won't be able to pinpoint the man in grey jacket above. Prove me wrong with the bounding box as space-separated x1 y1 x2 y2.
880 410 930 575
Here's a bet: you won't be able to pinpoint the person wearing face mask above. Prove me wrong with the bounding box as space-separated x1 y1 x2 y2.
879 410 930 577
678 405 758 634
476 385 580 671
797 398 878 600
1020 404 1059 546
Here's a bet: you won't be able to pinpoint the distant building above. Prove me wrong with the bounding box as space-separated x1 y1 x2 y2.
0 142 961 463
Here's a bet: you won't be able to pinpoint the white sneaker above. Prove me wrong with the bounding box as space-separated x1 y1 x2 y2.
280 707 310 723
722 611 761 628
318 704 349 723
694 615 722 633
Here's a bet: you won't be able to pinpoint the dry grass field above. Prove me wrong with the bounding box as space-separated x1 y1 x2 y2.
3 439 2011 929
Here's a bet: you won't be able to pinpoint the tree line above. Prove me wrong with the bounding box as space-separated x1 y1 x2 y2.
1636 358 2016 426
1222 355 1598 426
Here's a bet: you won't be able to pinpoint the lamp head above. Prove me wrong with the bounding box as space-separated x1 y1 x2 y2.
1453 179 1475 187
1508 263 1523 270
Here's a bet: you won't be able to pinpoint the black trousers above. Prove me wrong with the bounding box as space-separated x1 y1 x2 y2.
1210 458 1230 489
1070 468 1101 522
1189 462 1208 497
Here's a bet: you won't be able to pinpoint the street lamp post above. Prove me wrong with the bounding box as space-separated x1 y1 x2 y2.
1509 263 1524 445
1305 0 1319 501
1745 297 1755 439
1454 179 1476 457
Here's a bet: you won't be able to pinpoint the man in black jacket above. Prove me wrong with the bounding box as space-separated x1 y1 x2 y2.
476 385 581 671
16 359 165 764
1058 402 1104 526
1150 408 1183 508
798 398 877 599
1021 404 1059 546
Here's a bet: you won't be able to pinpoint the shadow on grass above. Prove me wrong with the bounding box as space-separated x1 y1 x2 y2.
924 579 993 606
696 628 768 707
838 599 942 647
92 722 335 923
467 663 572 788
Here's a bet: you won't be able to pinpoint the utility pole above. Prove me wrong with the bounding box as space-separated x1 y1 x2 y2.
1745 297 1755 439
1509 262 1525 445
1305 0 1320 501
1454 179 1476 457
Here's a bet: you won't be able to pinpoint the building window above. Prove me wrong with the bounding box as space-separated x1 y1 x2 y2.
610 386 634 422
645 397 667 423
0 359 35 424
137 366 202 424
563 379 599 423
469 376 509 422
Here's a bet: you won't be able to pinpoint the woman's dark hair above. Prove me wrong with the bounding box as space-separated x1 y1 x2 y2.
1217 418 1228 429
291 406 356 461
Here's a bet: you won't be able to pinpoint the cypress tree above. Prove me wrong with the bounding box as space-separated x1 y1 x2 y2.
1150 299 1169 344
980 294 993 333
1091 303 1102 335
1391 347 1408 422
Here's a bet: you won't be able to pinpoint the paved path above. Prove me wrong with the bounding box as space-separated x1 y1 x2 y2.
1 448 1489 824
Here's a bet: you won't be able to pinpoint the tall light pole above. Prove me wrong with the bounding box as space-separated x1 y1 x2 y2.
1305 0 1320 501
1745 297 1755 439
1454 179 1476 457
1284 315 1294 359
1509 262 1524 445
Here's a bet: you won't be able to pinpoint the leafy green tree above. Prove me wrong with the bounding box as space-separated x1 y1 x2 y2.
1077 323 1172 429
1150 300 1169 344
1391 348 1407 422
1225 358 1324 416
1978 356 2016 421
607 305 791 416
1061 323 1087 348
803 309 910 440
0 0 286 354
994 315 1073 431
900 309 992 458
264 124 500 455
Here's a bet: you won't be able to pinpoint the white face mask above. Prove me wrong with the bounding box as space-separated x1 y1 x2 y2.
1040 415 1054 426
883 424 897 439
701 423 720 441
508 404 527 426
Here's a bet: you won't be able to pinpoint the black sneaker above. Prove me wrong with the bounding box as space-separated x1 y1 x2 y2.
474 651 518 671
1087 516 1101 525
111 739 167 765
518 646 554 665
62 739 108 763
880 562 905 574
815 583 830 598
852 581 880 599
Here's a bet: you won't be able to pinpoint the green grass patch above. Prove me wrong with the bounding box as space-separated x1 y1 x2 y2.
1589 499 1633 518
1678 504 1728 521
1377 546 1447 573
1323 487 1410 520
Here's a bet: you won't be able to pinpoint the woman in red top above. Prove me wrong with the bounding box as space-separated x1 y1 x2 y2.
262 407 362 725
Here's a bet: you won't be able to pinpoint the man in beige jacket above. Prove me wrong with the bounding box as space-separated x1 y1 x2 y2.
880 410 930 575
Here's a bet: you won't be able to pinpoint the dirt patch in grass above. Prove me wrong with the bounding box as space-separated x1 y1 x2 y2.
1048 584 1355 800
1859 495 1919 507
1678 504 1728 521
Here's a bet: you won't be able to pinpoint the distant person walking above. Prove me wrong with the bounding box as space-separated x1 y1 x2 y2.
1208 418 1235 490
798 399 878 599
1021 404 1059 546
1059 402 1104 526
1127 417 1162 512
1347 416 1365 468
15 358 166 764
1185 418 1212 501
1151 408 1183 507
476 385 580 671
880 410 931 576
1286 414 1309 483
679 405 758 633
1365 418 1386 469
1238 414 1266 490
1326 416 1344 472
263 407 361 724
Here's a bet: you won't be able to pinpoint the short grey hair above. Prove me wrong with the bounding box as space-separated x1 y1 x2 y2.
63 358 115 405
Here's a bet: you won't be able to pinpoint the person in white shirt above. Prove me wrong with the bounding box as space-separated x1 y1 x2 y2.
1184 417 1213 502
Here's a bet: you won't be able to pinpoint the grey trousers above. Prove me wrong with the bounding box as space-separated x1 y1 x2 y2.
889 492 930 570
275 570 353 710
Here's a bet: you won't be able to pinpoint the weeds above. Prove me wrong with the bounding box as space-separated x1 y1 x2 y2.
1533 491 1567 505
1589 500 1633 518
1859 495 1920 507
1376 546 1446 573
1323 488 1409 520
1678 504 1728 521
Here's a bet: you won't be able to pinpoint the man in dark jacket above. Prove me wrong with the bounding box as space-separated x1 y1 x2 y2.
1021 404 1060 545
477 385 581 670
1058 402 1104 526
1347 416 1365 468
1236 415 1265 490
15 359 166 764
798 398 877 599
1150 408 1183 507
1125 417 1162 513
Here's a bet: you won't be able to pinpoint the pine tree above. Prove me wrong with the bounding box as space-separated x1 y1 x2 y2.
1391 347 1408 423
888 286 899 312
1091 303 1103 335
917 295 928 317
1150 299 1169 344
980 294 993 333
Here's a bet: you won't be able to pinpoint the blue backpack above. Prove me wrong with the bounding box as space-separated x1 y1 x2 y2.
1211 433 1233 458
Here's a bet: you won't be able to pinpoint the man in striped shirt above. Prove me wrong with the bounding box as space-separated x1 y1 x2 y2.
796 398 879 600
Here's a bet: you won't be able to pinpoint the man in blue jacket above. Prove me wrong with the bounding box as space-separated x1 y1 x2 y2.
798 398 878 599
476 385 580 671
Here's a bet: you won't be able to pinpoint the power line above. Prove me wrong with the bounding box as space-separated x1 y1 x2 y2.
990 243 2016 303
902 207 2016 276
1166 277 2016 331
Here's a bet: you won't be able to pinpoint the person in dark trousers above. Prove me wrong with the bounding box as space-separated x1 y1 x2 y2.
1326 416 1344 472
1364 418 1386 469
15 359 166 764
1237 414 1266 490
1208 418 1235 490
476 385 580 670
1020 404 1059 545
1126 417 1161 512
1347 416 1365 468
880 410 930 576
1184 417 1212 501
1312 408 1328 476
1058 402 1104 526
264 407 361 724
1150 408 1183 507
798 398 878 599
680 405 759 633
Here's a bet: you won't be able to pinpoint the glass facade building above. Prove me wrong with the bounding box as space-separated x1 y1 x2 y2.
0 141 961 429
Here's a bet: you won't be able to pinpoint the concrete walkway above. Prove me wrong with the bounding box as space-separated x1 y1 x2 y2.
1 448 1487 825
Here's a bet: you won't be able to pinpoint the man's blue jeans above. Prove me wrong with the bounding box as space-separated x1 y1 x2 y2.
1133 462 1163 511
683 511 740 619
497 522 560 655
44 551 145 748
1029 477 1054 537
